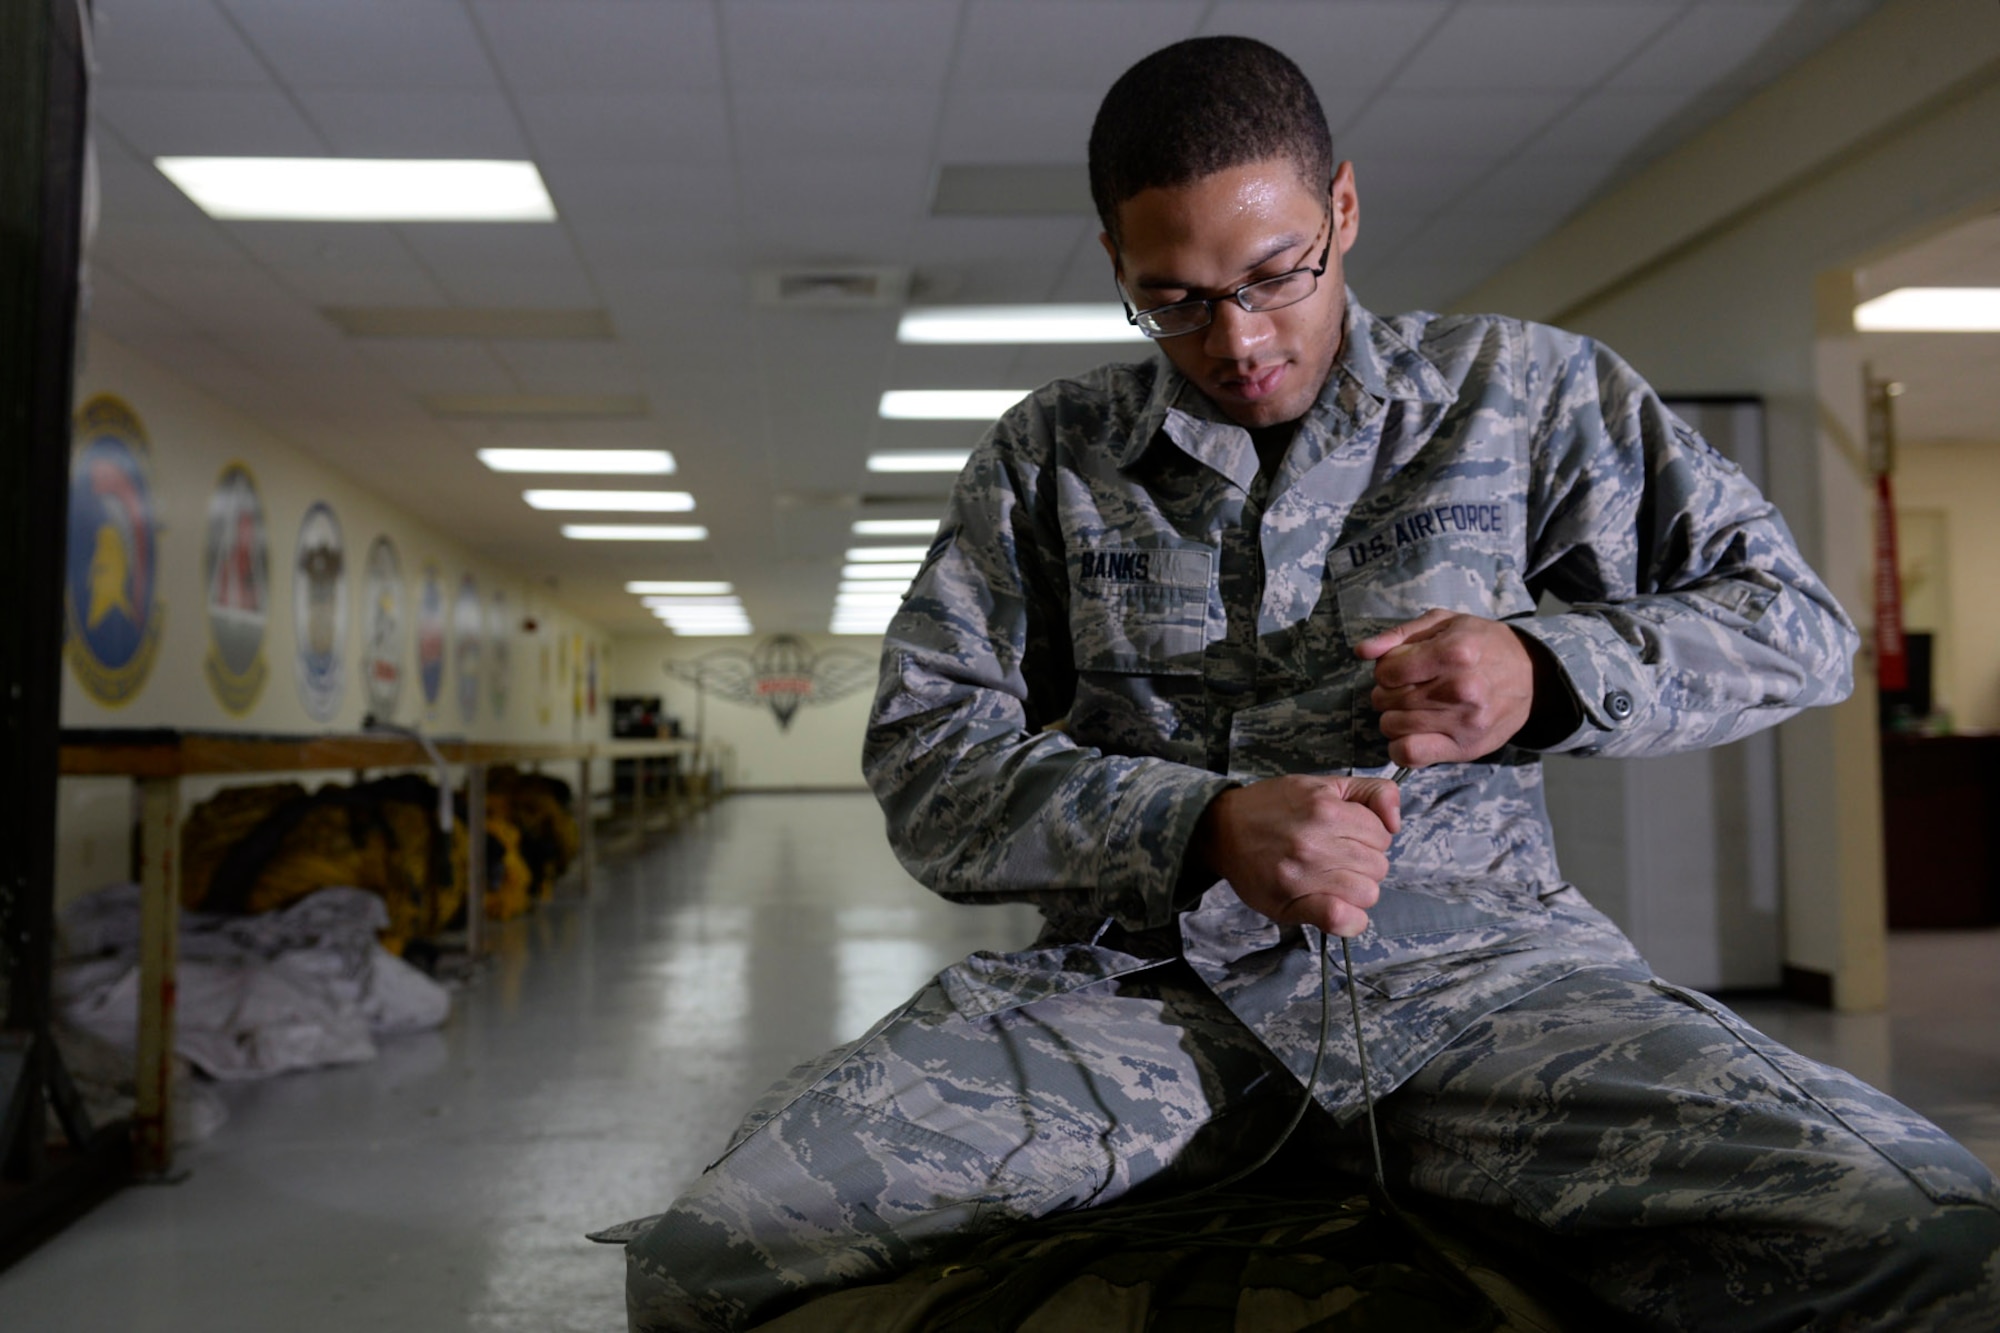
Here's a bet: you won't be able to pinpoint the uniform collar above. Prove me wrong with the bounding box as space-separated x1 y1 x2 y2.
1120 291 1454 472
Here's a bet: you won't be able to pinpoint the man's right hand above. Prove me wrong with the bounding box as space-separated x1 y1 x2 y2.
1192 776 1401 938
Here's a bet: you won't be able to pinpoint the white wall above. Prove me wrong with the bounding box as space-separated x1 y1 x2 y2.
1895 441 2000 730
58 332 614 905
1459 0 2000 1008
609 631 879 791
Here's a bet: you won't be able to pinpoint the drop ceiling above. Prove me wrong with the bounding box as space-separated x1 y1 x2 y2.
83 0 1890 635
1854 210 2000 447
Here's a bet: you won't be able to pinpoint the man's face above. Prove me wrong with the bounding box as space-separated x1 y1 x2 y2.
1103 157 1359 429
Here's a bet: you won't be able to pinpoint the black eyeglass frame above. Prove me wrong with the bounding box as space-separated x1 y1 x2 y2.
1119 211 1335 340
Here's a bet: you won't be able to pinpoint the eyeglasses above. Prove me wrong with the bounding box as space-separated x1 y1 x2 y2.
1121 213 1334 340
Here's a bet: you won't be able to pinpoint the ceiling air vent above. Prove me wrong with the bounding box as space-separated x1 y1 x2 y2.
752 266 911 308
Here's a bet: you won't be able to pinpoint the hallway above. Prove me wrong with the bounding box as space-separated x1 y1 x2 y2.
0 794 1040 1332
2 791 1994 1330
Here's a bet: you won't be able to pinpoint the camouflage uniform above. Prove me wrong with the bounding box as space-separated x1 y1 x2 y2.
615 298 2000 1330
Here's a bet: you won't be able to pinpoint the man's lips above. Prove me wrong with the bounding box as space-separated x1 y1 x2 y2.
1216 363 1287 401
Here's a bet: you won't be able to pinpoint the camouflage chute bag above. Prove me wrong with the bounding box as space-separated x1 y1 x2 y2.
748 1180 1571 1333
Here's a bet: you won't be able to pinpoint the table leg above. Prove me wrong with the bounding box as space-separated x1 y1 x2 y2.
134 775 181 1179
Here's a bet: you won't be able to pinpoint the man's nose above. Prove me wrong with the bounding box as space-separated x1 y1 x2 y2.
1201 299 1270 361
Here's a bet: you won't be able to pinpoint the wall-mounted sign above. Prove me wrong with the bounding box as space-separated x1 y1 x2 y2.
453 573 482 725
488 587 510 719
663 634 875 731
292 501 347 722
202 462 270 715
64 395 164 707
417 565 445 709
361 536 405 719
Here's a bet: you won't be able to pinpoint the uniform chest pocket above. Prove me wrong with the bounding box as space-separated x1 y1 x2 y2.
1070 546 1213 677
1333 536 1533 643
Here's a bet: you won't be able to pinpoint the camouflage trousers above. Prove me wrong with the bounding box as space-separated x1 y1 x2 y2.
619 960 2000 1332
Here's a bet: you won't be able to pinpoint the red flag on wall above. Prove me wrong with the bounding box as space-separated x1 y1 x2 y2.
1872 471 1907 692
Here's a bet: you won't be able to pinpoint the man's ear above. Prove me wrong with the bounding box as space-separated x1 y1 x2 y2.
1330 161 1360 256
1098 229 1120 277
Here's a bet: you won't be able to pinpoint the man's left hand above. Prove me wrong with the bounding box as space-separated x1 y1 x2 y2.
1355 609 1537 768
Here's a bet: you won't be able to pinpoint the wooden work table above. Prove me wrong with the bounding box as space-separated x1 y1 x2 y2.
56 728 721 1177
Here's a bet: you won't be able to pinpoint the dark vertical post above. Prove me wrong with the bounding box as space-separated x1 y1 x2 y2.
1 0 112 1256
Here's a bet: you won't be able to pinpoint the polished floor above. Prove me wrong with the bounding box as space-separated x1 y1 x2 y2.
2 792 1995 1330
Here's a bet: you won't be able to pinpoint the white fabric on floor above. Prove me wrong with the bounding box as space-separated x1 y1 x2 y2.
55 884 451 1081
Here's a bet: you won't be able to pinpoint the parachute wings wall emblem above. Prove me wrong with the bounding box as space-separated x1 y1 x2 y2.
662 634 876 730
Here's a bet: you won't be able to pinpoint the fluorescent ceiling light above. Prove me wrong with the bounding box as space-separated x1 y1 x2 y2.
899 304 1145 344
480 449 675 474
852 518 939 536
562 524 707 541
1854 287 2000 331
841 563 922 581
879 391 1029 421
671 626 753 637
845 546 931 563
641 596 742 608
626 581 731 595
866 450 972 473
156 157 556 222
526 490 694 512
840 581 910 595
837 591 905 604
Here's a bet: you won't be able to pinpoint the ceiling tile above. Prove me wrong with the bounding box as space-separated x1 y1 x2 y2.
93 218 245 271
395 222 583 274
353 341 522 396
95 85 327 157
1340 90 1571 164
221 0 498 90
934 88 1099 163
732 86 943 162
474 0 725 93
93 0 271 87
518 90 733 168
1448 148 1619 220
1395 3 1680 92
723 1 961 91
957 1 1207 90
1616 2 1796 91
86 268 201 340
1346 154 1494 220
427 262 600 308
1201 2 1455 132
296 89 531 158
539 163 740 233
493 342 649 396
1529 89 1701 162
737 156 932 223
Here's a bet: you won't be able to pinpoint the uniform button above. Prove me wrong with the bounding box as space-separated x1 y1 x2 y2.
1605 690 1634 721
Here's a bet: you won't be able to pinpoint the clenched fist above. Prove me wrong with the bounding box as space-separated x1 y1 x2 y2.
1355 609 1546 768
1194 775 1402 938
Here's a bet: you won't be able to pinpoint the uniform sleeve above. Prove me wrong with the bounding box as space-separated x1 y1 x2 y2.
1508 326 1859 758
862 396 1236 929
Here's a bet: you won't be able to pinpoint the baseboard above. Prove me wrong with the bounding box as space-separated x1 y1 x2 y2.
1780 965 1835 1009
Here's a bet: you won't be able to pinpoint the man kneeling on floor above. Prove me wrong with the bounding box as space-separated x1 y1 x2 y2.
608 36 2000 1331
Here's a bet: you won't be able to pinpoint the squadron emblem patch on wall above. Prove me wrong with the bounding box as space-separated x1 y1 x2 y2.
202 462 270 715
417 565 446 710
487 587 511 719
293 500 347 722
454 573 483 725
64 395 164 707
361 536 406 719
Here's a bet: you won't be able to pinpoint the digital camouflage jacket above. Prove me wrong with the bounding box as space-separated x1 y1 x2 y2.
861 295 1859 1115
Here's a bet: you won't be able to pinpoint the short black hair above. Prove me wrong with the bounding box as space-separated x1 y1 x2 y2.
1088 36 1332 241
